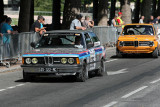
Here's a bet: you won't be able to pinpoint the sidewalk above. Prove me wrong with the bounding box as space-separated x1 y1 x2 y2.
0 47 115 73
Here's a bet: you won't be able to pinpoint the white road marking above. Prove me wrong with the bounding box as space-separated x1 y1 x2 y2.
16 84 25 87
0 89 6 92
7 86 16 89
105 59 118 63
108 69 128 75
121 86 148 99
150 78 160 84
103 101 118 107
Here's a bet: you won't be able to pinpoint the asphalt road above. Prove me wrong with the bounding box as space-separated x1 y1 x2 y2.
1 48 160 107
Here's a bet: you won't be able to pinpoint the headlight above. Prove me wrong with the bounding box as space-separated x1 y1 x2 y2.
25 58 31 64
149 41 154 47
119 41 124 46
32 58 38 64
68 58 74 64
61 58 67 64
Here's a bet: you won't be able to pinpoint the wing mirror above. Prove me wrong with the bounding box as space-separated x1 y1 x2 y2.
30 42 36 48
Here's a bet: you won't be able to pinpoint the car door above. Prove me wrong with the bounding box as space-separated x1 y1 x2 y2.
84 33 96 71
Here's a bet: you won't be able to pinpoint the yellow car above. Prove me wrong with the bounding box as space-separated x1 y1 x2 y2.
116 24 160 58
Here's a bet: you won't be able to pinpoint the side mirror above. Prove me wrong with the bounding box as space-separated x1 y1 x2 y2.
87 43 94 49
30 42 36 48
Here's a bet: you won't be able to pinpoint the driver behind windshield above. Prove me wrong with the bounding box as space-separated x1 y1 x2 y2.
143 27 153 35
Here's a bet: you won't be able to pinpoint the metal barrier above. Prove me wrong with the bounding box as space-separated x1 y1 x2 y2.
92 26 121 47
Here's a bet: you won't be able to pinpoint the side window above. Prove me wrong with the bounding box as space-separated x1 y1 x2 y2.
89 32 99 42
84 33 93 48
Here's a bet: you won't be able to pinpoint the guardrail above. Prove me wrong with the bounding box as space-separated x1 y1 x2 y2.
0 26 122 67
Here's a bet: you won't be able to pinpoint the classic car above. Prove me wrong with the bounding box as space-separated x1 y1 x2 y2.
116 24 160 58
21 30 107 82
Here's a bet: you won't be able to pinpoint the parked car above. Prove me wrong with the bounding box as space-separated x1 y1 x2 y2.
21 30 107 82
116 24 160 58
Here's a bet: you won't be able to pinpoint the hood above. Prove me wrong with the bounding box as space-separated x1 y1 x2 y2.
25 48 87 55
118 35 156 41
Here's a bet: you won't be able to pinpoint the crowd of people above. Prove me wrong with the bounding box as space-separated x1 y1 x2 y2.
139 15 160 24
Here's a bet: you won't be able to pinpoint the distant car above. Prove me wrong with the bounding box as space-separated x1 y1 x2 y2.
21 30 107 82
116 24 160 58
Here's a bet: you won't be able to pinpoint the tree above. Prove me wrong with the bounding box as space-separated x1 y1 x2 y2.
157 0 160 16
93 0 98 25
134 0 140 23
62 0 81 29
18 0 32 32
110 0 116 22
30 0 34 28
141 0 152 23
121 0 132 24
152 0 157 17
52 0 61 30
0 0 4 23
98 0 108 26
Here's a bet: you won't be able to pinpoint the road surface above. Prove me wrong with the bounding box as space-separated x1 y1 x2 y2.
0 48 160 107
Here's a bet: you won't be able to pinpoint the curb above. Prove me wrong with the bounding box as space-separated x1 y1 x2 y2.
0 65 22 73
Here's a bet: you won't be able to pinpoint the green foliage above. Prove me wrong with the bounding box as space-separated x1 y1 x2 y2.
34 0 52 11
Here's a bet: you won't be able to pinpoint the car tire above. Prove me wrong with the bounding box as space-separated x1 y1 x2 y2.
96 59 107 76
23 70 34 82
76 62 88 82
152 48 158 58
116 48 122 58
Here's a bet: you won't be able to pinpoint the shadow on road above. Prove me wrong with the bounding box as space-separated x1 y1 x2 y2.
110 54 155 59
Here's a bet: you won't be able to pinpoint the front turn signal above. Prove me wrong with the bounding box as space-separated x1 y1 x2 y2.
76 58 80 64
22 58 24 64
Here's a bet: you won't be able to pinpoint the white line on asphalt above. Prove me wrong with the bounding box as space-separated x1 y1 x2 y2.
16 84 25 87
150 78 160 84
103 101 118 107
121 86 148 99
0 89 6 92
7 86 16 89
108 68 128 75
105 59 118 63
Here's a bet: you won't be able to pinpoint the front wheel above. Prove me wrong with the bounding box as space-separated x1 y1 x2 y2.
152 48 158 58
76 62 88 82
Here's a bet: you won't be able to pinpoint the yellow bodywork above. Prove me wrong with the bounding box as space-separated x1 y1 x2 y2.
117 24 160 54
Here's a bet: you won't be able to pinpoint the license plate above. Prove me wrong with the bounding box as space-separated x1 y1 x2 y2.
39 68 57 72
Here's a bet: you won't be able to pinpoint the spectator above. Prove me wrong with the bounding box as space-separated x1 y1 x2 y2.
111 15 120 27
148 16 154 24
152 16 160 24
40 17 46 29
30 15 46 35
117 12 125 28
82 16 94 28
0 15 8 33
139 16 144 23
70 14 86 30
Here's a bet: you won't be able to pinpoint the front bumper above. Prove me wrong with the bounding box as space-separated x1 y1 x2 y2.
21 64 82 75
118 46 156 54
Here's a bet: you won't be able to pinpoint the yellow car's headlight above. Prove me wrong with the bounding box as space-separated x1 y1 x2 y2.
32 58 38 64
68 58 74 64
61 58 67 64
25 58 32 64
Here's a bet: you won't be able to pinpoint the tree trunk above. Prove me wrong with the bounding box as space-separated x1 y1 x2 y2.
52 0 61 30
110 0 116 21
152 0 157 17
30 0 34 29
98 0 108 26
157 0 160 16
18 0 31 32
0 0 4 23
134 0 140 23
62 0 81 29
93 0 98 25
141 0 152 23
121 0 132 24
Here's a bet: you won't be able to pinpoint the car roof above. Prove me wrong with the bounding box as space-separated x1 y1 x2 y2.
45 30 92 34
125 23 153 26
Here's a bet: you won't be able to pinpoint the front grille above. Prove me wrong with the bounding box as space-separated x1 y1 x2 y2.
123 41 150 47
44 56 53 65
123 41 134 46
139 41 150 46
134 41 138 47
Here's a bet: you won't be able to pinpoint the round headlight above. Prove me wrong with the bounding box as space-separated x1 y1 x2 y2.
68 58 74 64
149 41 154 47
25 58 31 64
119 41 124 46
61 58 67 64
32 58 38 64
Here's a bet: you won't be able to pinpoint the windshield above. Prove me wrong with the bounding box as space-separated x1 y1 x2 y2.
35 33 84 48
122 25 154 36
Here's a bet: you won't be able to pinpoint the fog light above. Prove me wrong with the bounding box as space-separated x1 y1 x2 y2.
32 58 38 64
61 58 67 64
68 58 74 64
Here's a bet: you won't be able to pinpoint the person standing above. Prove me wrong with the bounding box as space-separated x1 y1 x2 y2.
139 16 144 23
152 16 160 24
148 16 154 24
0 15 8 33
117 12 125 28
82 16 94 28
30 15 46 35
70 14 86 30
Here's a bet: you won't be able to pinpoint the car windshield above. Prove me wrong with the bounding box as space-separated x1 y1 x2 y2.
35 33 84 48
122 25 154 36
